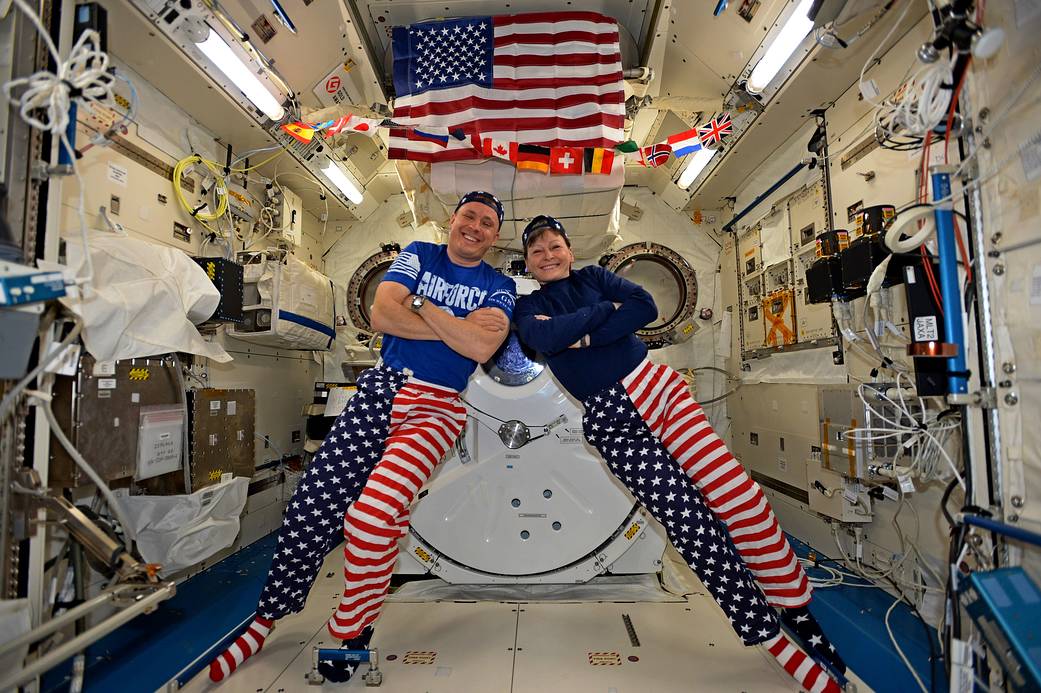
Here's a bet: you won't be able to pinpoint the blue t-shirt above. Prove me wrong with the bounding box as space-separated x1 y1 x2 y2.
379 241 516 390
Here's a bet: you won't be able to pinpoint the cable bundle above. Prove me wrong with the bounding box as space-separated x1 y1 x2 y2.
874 58 954 151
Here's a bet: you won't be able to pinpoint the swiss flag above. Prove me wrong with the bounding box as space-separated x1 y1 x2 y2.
549 147 583 175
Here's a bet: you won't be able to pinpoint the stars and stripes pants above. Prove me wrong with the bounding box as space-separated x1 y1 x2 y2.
582 383 781 646
254 364 466 641
618 358 812 609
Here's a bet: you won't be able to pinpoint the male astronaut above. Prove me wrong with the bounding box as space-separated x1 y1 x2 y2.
209 191 515 683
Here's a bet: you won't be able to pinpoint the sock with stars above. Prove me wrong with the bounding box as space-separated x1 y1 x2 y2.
764 632 841 693
318 625 374 683
782 605 847 674
208 615 274 682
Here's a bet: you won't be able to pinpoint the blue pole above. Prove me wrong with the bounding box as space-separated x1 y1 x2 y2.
59 102 77 166
931 170 968 394
960 514 1041 550
722 160 808 233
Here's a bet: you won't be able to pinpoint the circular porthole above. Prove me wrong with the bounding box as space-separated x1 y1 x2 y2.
346 244 400 333
600 242 699 349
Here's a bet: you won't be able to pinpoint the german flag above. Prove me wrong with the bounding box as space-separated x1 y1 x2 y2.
513 144 550 174
584 148 615 174
281 122 315 143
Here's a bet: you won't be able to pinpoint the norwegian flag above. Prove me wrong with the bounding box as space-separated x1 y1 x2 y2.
388 12 625 162
638 143 672 168
697 112 733 147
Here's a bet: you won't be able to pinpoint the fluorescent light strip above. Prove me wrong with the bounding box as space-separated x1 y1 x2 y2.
747 0 815 93
677 148 718 189
196 28 285 121
322 161 364 204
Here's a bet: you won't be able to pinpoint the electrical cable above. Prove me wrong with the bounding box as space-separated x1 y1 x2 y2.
36 397 134 553
1 0 118 288
0 314 83 423
173 154 229 232
858 0 916 107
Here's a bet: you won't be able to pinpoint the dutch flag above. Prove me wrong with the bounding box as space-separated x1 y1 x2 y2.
667 128 703 158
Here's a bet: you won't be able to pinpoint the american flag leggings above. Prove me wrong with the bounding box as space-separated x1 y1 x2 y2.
620 358 812 609
253 365 466 641
582 384 781 646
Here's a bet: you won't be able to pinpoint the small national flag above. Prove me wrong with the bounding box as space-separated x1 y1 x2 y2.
472 135 513 161
409 127 450 147
614 140 640 153
584 147 615 174
549 147 583 175
282 122 315 143
666 128 703 157
514 144 550 173
639 143 672 168
698 113 733 147
324 114 382 138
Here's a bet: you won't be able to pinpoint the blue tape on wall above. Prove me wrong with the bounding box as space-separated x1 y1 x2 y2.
279 309 335 340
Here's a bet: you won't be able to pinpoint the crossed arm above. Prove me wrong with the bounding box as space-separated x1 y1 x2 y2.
369 280 510 363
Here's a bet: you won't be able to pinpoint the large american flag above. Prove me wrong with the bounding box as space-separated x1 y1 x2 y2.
388 12 625 162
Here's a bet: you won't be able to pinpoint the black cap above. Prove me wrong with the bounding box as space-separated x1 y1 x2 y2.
455 190 504 226
522 215 569 250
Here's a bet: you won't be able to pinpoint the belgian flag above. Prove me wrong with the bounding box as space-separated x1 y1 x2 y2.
584 148 615 175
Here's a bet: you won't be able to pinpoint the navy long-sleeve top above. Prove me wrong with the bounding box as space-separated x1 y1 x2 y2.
514 265 658 400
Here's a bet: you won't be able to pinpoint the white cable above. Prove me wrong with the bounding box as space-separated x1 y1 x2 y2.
858 0 915 107
2 0 117 288
885 205 938 252
0 315 83 423
885 595 929 693
36 397 133 552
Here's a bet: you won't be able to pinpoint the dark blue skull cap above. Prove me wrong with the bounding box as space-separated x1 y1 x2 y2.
455 190 504 226
522 215 569 251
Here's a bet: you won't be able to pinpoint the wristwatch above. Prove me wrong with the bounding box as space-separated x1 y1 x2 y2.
409 294 427 312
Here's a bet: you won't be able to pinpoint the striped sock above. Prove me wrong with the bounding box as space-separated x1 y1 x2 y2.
318 625 374 683
765 632 841 693
208 616 274 682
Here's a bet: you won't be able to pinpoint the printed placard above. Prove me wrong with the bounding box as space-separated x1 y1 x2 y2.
107 162 128 186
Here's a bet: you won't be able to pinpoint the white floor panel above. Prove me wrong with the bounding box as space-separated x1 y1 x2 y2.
513 597 795 693
181 549 827 692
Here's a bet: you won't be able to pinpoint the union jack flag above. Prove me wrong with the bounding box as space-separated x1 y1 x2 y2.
698 112 733 147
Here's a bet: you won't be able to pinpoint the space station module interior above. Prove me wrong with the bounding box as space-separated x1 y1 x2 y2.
1 0 1041 691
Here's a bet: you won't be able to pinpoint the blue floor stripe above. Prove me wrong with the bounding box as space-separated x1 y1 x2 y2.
788 534 947 692
42 532 278 693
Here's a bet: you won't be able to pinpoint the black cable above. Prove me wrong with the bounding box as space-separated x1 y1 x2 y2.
941 475 959 526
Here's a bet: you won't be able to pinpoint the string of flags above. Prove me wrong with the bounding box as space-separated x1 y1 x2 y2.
279 111 734 174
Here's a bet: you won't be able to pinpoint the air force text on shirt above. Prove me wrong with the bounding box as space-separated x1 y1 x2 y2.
416 271 515 313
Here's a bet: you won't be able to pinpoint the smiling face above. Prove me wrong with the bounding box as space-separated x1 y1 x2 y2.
525 229 574 283
446 201 500 266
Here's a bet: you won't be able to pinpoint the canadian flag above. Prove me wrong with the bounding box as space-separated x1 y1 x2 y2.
480 136 513 161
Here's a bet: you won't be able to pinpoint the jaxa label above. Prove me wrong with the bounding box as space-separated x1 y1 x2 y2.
913 315 939 341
